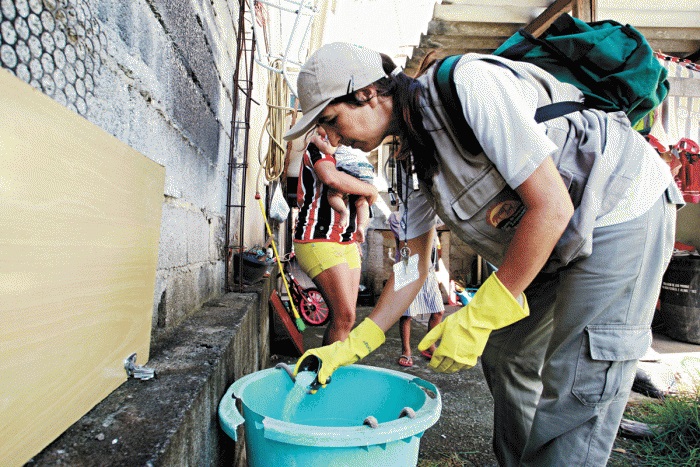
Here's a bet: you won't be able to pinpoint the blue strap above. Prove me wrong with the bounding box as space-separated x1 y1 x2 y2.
434 55 483 155
534 101 587 122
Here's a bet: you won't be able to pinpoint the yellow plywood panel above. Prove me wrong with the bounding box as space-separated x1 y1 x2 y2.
0 69 165 466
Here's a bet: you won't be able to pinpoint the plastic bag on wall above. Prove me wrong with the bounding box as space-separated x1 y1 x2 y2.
269 183 290 222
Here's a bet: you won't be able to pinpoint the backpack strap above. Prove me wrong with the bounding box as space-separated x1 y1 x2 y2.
535 101 587 121
434 55 483 155
433 55 587 155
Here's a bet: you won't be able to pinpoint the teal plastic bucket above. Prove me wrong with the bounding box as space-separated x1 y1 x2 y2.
218 364 441 466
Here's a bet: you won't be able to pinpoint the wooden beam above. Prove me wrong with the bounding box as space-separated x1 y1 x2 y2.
572 0 596 22
523 0 574 37
419 34 513 50
433 4 545 24
427 20 522 37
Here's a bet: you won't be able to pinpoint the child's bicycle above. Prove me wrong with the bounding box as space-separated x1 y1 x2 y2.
279 253 330 326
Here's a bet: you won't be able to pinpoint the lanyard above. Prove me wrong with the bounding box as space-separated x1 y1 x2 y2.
393 155 420 291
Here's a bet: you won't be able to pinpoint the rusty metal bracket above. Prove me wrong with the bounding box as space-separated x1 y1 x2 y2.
124 353 156 380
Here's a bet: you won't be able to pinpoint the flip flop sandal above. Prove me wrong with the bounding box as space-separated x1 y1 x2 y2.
398 355 414 367
420 350 433 359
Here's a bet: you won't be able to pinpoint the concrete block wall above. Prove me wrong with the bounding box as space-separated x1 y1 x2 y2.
0 0 258 335
448 233 478 287
366 229 395 298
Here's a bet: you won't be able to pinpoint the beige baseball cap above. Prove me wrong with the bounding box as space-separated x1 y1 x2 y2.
283 42 386 141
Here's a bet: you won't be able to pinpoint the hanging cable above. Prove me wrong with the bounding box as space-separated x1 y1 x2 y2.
249 0 318 188
266 59 290 181
257 59 293 188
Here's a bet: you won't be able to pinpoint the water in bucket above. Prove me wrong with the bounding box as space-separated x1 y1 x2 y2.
280 371 315 423
219 364 441 466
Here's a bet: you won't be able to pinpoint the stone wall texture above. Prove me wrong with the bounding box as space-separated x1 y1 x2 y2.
0 0 258 335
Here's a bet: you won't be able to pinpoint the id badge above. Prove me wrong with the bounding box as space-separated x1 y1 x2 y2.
393 250 419 291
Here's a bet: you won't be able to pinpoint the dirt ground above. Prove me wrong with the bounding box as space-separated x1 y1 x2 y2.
273 304 497 466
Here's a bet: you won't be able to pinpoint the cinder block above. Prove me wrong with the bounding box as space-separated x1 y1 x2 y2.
158 202 189 269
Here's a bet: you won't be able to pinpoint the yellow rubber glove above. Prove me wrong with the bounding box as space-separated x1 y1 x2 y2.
418 273 529 373
294 318 385 386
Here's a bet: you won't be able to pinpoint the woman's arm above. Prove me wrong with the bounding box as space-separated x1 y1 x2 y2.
408 158 570 374
495 156 574 297
369 227 436 332
314 160 378 205
311 135 378 205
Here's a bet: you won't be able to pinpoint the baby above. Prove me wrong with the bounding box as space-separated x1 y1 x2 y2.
327 145 376 243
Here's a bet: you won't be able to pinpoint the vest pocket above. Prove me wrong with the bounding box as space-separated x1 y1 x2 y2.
572 325 651 406
450 165 507 220
450 167 524 248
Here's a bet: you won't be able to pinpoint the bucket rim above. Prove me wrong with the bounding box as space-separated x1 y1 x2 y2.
225 364 442 447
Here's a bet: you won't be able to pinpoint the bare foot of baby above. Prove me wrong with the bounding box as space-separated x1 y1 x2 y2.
355 227 366 243
339 210 349 229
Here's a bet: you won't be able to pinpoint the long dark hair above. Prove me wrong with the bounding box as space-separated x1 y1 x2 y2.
328 53 439 181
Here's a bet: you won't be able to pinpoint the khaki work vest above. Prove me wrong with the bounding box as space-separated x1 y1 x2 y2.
414 54 680 271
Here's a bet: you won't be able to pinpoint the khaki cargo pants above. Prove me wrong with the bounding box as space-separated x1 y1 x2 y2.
481 191 677 466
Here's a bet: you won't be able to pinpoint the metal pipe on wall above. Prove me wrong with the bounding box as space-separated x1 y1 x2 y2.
225 0 257 292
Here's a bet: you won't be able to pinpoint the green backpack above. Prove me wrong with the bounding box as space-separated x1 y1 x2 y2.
435 13 669 154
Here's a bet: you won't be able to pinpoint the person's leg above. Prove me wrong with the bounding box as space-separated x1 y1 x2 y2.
481 278 556 467
327 190 349 228
354 197 369 243
422 311 445 357
419 271 446 357
293 242 362 344
314 263 361 344
520 193 676 466
427 312 444 330
398 316 413 366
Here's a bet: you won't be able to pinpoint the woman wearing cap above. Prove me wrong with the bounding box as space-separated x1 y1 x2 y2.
293 133 378 345
285 42 683 466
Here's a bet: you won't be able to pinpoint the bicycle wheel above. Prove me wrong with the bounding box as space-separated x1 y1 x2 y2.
299 288 330 326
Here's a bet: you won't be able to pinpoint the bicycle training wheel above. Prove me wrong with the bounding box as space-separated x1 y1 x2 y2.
299 288 330 326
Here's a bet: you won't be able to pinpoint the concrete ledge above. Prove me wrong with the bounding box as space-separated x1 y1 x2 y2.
29 282 271 467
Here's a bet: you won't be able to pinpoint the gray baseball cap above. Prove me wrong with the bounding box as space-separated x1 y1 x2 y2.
283 42 387 141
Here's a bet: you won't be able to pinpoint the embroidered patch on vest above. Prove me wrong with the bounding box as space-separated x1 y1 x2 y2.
486 200 525 230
